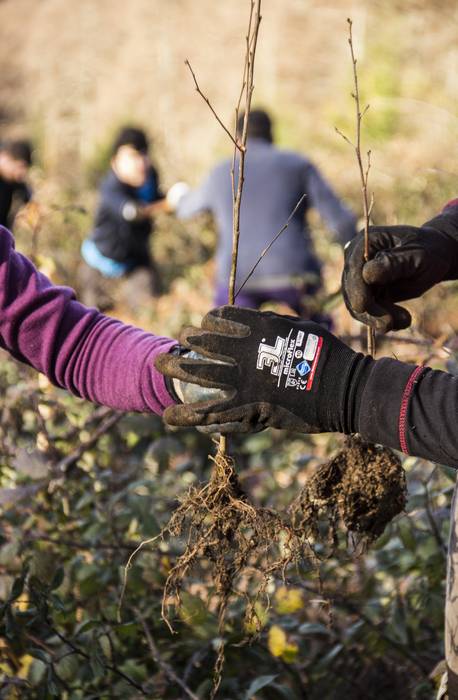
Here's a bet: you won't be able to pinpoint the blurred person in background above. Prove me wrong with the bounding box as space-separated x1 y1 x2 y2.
167 109 357 319
0 139 33 229
80 126 166 311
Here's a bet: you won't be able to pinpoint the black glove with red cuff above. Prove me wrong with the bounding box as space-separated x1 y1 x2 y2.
343 211 458 333
155 305 374 434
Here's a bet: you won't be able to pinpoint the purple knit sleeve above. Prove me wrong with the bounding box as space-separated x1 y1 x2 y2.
0 226 177 414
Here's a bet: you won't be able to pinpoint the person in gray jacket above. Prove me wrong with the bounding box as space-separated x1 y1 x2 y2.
169 109 357 316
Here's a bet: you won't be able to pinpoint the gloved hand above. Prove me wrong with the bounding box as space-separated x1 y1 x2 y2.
342 222 458 332
165 182 190 212
167 349 230 408
155 306 373 434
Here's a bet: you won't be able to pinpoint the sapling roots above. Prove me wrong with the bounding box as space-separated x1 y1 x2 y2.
291 436 407 547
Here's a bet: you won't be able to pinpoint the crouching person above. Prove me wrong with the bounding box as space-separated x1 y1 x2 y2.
80 126 166 311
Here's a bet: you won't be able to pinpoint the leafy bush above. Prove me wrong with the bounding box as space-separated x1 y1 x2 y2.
0 349 452 699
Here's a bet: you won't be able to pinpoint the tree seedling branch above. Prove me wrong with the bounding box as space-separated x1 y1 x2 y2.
336 18 376 356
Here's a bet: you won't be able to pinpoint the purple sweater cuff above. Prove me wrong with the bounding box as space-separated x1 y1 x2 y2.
0 225 178 416
143 339 178 414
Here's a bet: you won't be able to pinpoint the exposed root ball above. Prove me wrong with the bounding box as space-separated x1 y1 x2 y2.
161 448 305 698
123 438 406 698
162 448 304 625
292 437 406 542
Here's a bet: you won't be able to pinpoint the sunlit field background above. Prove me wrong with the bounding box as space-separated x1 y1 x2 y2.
0 1 457 698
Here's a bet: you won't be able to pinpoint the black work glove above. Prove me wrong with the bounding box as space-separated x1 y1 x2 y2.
342 216 458 333
155 306 373 434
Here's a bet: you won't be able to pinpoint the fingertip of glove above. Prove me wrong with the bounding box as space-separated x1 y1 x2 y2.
362 257 391 285
154 351 173 373
202 305 251 337
391 306 412 331
163 403 203 428
179 325 204 347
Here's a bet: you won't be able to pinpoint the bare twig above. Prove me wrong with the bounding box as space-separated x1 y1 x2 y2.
337 18 376 357
185 60 240 150
134 607 200 700
54 410 122 473
183 2 262 463
228 0 262 306
235 193 306 298
348 19 375 356
23 532 138 552
50 626 147 695
220 0 262 461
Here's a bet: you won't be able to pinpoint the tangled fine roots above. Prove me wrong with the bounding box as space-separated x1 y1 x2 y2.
162 449 304 623
121 436 406 698
161 448 305 697
291 436 407 544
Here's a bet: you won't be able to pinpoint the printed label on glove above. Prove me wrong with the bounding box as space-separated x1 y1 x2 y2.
256 330 323 391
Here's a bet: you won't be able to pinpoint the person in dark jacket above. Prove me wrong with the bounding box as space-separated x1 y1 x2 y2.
81 127 165 309
156 198 458 469
168 109 357 316
0 139 33 229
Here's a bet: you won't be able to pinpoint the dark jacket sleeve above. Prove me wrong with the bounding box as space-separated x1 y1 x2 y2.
424 198 458 279
15 182 32 205
357 199 458 468
150 165 164 201
358 359 458 468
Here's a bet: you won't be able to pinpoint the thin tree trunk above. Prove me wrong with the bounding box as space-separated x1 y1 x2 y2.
444 475 458 699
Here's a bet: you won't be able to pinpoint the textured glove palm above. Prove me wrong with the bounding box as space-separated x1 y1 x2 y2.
155 306 369 434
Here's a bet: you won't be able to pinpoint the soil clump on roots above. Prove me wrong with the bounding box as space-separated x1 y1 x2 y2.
291 436 407 543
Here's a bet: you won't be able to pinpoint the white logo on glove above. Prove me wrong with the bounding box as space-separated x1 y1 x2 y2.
256 336 285 376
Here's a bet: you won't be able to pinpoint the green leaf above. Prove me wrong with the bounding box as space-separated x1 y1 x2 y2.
13 447 49 478
49 593 65 611
89 653 105 679
244 674 278 699
318 643 344 667
9 570 27 601
75 619 99 636
29 647 51 664
51 566 65 590
5 605 16 638
298 622 331 636
46 665 60 695
116 621 138 639
269 684 297 700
